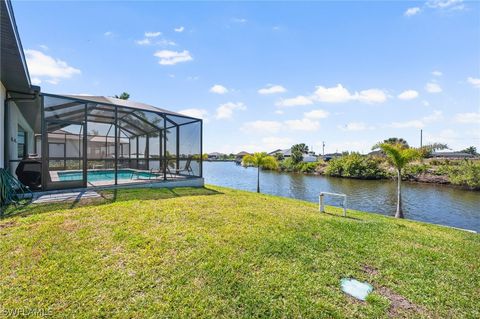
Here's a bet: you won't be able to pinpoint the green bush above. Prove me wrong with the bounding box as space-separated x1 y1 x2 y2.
325 153 386 179
444 160 480 189
403 163 429 177
297 162 318 173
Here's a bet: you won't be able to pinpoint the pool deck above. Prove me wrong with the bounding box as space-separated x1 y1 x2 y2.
34 176 205 201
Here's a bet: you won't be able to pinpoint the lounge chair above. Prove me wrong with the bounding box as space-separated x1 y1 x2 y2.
176 158 194 176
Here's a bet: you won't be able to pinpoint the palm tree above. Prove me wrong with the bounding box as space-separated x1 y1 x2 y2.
115 92 130 100
379 143 421 218
291 143 309 164
242 152 278 193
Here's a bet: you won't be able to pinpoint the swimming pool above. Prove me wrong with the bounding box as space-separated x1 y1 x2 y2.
58 169 159 182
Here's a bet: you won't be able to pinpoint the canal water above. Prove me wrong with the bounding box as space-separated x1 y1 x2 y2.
203 161 480 232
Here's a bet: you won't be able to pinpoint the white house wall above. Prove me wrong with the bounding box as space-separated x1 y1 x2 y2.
7 100 34 173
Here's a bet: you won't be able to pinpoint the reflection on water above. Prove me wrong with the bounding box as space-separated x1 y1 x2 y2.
204 161 480 232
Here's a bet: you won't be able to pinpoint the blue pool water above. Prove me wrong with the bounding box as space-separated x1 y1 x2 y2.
58 169 158 182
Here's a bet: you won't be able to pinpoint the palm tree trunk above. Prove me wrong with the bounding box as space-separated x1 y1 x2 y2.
257 166 260 193
395 168 404 218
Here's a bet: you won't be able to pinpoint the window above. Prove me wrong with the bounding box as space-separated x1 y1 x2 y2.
17 126 27 159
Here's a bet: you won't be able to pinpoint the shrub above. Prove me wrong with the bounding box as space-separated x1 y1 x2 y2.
444 160 480 189
325 153 386 179
403 163 429 177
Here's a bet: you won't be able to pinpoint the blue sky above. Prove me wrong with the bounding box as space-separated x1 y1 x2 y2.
14 0 480 154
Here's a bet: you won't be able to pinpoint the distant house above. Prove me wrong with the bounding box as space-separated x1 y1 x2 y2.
429 152 476 159
235 151 250 163
268 149 291 157
208 152 225 160
302 154 318 162
322 152 343 161
269 149 318 162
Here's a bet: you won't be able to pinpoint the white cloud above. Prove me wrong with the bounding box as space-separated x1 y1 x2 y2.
276 95 313 107
432 70 443 77
232 18 247 23
25 49 81 85
178 108 209 122
209 84 229 94
304 109 329 119
284 118 320 131
274 110 284 115
426 0 464 10
241 120 282 133
104 31 113 37
39 44 49 51
338 122 373 131
31 77 42 85
389 110 443 129
216 102 246 119
313 84 387 104
425 82 442 93
422 100 430 106
355 89 388 103
454 112 480 124
262 137 293 150
467 77 480 88
156 39 176 46
390 120 425 129
314 84 352 103
174 26 185 32
404 7 421 16
397 90 419 100
154 50 193 65
258 85 287 95
136 38 151 45
145 31 162 37
423 110 444 122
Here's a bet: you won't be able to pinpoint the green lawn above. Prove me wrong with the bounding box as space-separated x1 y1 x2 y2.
0 186 478 318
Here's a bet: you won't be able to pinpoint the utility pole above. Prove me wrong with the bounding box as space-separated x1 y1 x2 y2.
322 141 325 156
420 129 423 148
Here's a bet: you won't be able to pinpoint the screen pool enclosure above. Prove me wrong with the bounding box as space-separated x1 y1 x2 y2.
34 93 202 190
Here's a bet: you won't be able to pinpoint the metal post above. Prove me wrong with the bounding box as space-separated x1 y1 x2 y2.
40 95 46 190
114 106 118 185
163 116 167 181
146 133 150 171
319 193 325 213
136 136 139 169
83 104 88 187
176 125 180 175
200 120 203 177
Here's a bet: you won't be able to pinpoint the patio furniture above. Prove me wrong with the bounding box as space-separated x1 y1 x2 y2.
0 168 33 216
177 158 194 176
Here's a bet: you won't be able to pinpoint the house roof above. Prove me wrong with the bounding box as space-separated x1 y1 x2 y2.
41 93 202 137
268 149 283 155
59 94 197 120
208 152 225 156
1 0 32 92
431 152 476 158
236 151 250 156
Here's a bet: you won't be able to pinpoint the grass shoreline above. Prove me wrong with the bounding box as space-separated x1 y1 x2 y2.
1 186 479 318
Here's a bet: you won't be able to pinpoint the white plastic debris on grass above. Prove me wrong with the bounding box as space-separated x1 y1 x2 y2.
340 278 373 301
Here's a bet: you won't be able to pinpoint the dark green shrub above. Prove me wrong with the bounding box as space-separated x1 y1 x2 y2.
325 153 386 179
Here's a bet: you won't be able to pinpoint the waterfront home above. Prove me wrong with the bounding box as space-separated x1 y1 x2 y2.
207 152 225 160
429 151 477 159
0 0 203 191
235 151 250 163
268 149 291 158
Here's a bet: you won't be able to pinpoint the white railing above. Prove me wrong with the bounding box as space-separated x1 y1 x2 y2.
319 192 347 217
